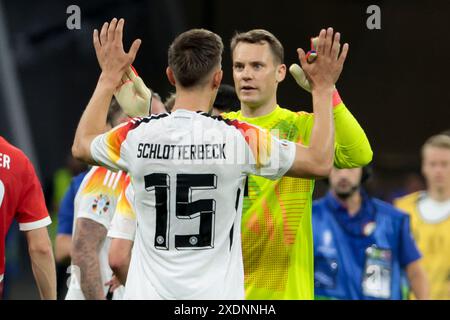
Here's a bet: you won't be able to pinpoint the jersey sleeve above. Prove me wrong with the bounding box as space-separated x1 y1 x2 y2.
74 167 121 230
107 182 136 241
229 119 296 180
90 119 139 172
296 102 373 169
398 214 422 267
16 158 51 231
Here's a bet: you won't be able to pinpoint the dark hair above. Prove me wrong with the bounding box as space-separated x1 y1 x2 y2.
168 29 223 88
324 165 373 185
106 97 123 126
230 29 284 64
361 165 373 184
164 92 176 112
213 84 240 112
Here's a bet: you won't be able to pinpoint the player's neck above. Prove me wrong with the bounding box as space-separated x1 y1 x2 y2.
172 89 213 113
427 186 450 202
240 97 277 118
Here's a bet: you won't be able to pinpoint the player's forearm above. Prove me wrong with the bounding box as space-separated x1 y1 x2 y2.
333 103 373 168
75 250 105 299
109 239 133 285
308 87 335 175
407 261 430 300
288 87 335 178
113 259 130 285
72 74 116 163
72 219 107 300
28 240 57 300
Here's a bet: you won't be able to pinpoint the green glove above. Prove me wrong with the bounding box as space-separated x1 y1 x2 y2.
114 65 152 117
289 37 318 93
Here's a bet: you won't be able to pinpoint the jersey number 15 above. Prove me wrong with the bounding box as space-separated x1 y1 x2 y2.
144 173 217 250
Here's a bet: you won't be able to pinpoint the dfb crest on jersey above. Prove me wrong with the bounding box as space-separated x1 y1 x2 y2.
91 194 111 215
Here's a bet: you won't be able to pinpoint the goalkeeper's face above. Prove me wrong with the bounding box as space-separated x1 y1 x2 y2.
232 42 286 109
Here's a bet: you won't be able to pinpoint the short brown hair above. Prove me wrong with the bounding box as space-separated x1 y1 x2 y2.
164 92 176 112
168 29 223 88
106 97 123 126
422 134 450 156
230 29 284 64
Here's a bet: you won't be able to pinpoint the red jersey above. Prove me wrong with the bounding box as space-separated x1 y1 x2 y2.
0 136 51 283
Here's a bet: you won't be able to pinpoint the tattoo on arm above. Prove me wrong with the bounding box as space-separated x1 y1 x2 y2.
71 218 107 300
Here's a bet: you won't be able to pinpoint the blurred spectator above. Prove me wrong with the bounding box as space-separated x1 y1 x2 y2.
387 172 425 204
395 134 450 300
313 166 429 300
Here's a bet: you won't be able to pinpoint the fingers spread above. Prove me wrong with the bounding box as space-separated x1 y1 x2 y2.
107 18 118 43
316 29 326 55
115 18 125 46
128 39 142 63
323 27 333 55
330 32 341 60
100 22 108 45
93 29 101 51
338 43 349 65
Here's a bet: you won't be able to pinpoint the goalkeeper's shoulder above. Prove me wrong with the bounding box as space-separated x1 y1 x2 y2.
277 105 313 120
220 110 241 120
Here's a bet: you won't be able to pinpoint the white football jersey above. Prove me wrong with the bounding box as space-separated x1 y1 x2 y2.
90 109 296 299
108 183 137 241
65 166 132 300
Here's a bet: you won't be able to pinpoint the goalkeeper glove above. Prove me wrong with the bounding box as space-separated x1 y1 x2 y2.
114 65 152 117
289 37 342 107
289 37 318 93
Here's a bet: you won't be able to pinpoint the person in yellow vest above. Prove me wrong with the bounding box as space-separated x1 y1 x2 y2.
395 134 450 300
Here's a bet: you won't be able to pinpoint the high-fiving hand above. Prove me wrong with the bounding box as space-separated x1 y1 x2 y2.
93 18 142 88
295 28 349 92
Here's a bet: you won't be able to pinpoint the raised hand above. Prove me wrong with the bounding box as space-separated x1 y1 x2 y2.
296 28 349 92
93 18 141 87
115 66 152 117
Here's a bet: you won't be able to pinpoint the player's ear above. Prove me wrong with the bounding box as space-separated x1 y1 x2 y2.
276 63 286 83
166 67 176 86
212 69 223 89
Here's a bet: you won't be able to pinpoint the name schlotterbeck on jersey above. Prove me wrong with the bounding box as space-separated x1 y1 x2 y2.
137 143 227 160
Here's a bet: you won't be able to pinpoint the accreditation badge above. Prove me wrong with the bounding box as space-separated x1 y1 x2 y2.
362 245 392 299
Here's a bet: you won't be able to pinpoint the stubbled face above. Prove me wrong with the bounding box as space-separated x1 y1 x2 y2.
329 167 363 198
422 146 450 190
232 42 284 109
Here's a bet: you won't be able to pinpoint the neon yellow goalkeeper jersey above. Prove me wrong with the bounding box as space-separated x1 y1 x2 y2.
223 103 372 299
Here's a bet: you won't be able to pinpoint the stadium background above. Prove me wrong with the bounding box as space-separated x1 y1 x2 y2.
0 0 448 298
